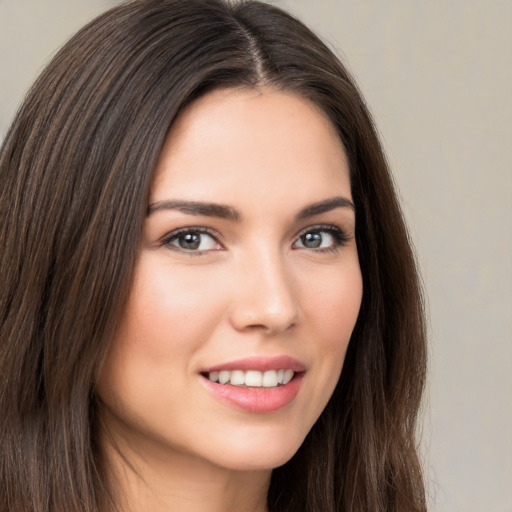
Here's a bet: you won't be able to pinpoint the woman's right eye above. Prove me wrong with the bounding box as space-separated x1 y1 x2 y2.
162 229 222 253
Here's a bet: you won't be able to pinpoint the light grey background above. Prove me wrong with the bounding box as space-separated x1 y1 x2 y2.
1 1 511 511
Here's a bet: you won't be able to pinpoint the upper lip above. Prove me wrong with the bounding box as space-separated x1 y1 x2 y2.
201 355 306 373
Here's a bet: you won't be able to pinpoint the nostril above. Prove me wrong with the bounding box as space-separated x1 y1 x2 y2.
233 315 298 335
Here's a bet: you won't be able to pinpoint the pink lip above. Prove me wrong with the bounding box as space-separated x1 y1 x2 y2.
199 356 306 413
201 355 306 373
201 372 304 413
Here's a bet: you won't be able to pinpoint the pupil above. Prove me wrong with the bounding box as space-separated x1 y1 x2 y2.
179 233 201 250
303 232 322 248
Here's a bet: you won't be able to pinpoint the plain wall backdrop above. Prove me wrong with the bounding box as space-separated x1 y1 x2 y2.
1 1 511 511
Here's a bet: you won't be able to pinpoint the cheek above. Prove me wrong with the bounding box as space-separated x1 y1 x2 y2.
286 259 362 433
123 256 229 354
96 257 229 399
304 260 363 351
299 257 362 408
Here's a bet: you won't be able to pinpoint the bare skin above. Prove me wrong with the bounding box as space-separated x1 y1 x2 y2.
101 433 270 512
96 87 362 511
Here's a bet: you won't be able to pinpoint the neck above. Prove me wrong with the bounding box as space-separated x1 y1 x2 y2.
99 428 271 512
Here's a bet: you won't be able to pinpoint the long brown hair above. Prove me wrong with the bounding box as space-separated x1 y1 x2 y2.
0 1 427 511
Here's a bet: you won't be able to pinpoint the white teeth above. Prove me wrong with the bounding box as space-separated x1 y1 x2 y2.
230 370 245 386
206 369 296 387
244 370 262 387
262 370 278 387
218 370 230 384
282 369 294 385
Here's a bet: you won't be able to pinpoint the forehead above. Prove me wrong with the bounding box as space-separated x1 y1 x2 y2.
151 87 351 205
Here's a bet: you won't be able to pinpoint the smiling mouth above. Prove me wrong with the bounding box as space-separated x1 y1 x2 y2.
202 369 296 388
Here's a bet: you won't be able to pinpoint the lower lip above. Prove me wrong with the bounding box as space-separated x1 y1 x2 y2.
201 373 304 413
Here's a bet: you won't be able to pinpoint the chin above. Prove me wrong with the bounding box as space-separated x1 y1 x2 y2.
200 425 307 472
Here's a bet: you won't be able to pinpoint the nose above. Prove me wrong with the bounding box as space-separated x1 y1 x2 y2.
229 249 299 335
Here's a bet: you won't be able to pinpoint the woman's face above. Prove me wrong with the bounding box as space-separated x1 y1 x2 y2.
96 88 363 473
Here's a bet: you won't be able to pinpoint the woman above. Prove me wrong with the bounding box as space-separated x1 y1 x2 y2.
0 1 427 511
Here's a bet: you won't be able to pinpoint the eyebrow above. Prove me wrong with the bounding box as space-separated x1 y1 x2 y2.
295 196 355 219
147 200 241 220
147 196 355 221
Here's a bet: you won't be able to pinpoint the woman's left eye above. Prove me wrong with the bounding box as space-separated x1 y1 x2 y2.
163 229 222 252
293 227 348 251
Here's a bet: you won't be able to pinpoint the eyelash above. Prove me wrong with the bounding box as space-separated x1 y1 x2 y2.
161 224 350 255
161 227 222 256
293 224 350 253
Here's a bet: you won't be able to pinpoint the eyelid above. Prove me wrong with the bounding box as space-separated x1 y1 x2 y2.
161 226 224 254
293 224 350 250
159 223 350 254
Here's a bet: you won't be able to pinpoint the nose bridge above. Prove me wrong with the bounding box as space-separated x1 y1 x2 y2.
230 244 299 334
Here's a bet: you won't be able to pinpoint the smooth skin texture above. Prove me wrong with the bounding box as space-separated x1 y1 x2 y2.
96 88 363 512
